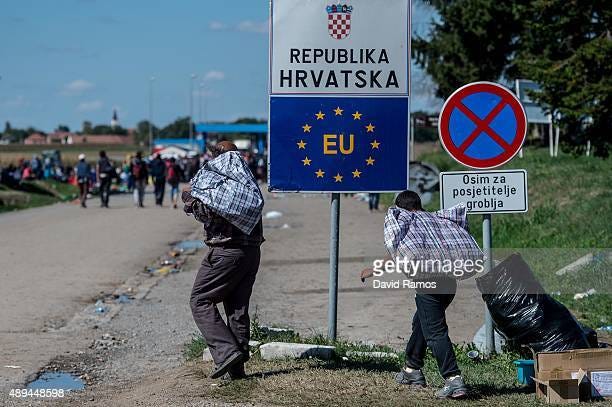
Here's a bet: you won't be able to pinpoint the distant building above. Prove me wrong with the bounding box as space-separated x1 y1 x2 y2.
111 108 119 129
27 131 134 145
24 133 48 145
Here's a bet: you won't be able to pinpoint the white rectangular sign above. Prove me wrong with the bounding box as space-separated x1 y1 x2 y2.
440 170 528 214
270 0 410 96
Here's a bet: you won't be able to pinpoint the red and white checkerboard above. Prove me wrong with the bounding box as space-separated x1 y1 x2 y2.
328 13 351 40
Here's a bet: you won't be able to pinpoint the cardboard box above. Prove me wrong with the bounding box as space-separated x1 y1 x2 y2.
535 348 612 403
533 377 579 404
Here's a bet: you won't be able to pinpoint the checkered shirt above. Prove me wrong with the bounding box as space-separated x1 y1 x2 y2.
384 204 483 263
190 151 264 235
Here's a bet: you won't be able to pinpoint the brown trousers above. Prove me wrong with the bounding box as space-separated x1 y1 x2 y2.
190 245 260 365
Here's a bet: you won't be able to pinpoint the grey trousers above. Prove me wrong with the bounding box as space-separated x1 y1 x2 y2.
190 245 260 365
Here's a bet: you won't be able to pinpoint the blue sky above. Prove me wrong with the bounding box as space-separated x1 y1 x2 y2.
0 0 440 132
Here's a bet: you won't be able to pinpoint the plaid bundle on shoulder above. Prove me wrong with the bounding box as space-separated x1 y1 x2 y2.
384 204 483 270
190 151 264 234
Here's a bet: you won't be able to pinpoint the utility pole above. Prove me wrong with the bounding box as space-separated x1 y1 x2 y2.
189 74 197 150
148 76 155 152
198 83 204 123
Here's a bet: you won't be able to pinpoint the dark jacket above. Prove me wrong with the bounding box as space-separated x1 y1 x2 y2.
149 157 166 180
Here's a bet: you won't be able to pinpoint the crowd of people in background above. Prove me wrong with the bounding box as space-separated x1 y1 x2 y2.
73 150 202 209
0 146 268 210
0 154 68 187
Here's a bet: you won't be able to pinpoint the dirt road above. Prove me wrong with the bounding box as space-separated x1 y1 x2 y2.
0 190 196 392
251 192 484 347
1 188 486 405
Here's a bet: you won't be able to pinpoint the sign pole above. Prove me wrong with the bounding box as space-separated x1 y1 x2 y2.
482 213 496 355
328 193 340 341
410 116 415 161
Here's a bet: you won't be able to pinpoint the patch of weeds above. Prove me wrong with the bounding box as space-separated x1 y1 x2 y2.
184 334 207 360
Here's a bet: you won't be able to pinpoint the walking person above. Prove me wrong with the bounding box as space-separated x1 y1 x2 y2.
368 192 380 211
130 151 148 208
149 153 166 206
75 154 90 208
96 150 113 208
183 141 264 380
360 191 483 400
166 157 181 209
124 155 134 192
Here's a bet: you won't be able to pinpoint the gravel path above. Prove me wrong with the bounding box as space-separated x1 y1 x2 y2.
0 189 196 393
1 189 485 405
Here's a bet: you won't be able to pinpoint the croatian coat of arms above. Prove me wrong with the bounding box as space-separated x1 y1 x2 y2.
327 4 353 40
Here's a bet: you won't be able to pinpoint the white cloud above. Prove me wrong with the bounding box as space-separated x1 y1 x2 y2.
204 71 225 81
2 95 28 108
193 88 217 98
62 79 94 95
77 100 103 112
236 20 268 34
208 21 227 31
207 20 268 34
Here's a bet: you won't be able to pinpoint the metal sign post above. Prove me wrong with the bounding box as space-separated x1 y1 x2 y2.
328 193 340 340
482 214 495 355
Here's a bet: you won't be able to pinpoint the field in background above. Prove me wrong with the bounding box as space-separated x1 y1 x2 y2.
0 179 79 213
0 144 143 166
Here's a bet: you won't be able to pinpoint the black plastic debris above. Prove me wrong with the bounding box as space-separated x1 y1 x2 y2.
476 253 593 353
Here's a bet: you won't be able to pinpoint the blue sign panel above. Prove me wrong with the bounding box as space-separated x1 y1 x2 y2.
269 97 409 192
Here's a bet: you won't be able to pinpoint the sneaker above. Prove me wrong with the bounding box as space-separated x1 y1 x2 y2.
210 352 244 379
435 376 468 399
395 368 427 388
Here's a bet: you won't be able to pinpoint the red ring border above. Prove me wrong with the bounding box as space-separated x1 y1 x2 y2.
438 82 527 169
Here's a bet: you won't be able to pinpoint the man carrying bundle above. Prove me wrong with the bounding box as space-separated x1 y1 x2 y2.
182 142 264 380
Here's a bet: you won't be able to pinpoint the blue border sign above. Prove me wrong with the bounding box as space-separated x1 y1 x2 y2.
268 0 411 192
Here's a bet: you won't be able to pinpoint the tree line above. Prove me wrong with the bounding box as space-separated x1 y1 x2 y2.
414 0 610 157
1 117 266 145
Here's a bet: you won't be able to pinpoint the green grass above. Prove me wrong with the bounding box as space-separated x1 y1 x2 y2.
184 317 592 406
382 146 612 328
404 147 612 248
0 180 78 213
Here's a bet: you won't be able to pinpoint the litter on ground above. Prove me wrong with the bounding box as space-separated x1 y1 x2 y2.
173 240 205 251
264 211 283 219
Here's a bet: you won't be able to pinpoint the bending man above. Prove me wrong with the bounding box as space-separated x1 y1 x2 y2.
361 190 482 399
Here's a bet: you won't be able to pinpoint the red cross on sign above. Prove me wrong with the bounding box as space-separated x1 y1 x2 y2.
438 82 527 169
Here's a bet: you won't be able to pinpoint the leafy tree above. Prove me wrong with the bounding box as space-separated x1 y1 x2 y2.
158 116 194 138
234 117 266 124
90 124 128 135
414 0 611 157
135 120 158 145
82 120 93 134
1 121 28 143
413 0 526 98
516 0 611 157
56 124 70 132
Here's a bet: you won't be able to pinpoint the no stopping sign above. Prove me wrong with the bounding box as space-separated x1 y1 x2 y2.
438 82 527 169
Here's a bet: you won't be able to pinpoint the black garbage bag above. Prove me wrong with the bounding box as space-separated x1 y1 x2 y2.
476 253 592 352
